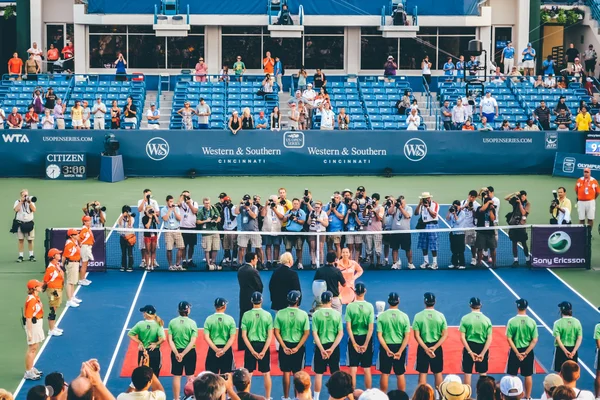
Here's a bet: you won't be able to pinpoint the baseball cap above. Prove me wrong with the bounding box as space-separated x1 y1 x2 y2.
214 297 228 308
357 185 366 191
287 290 302 305
27 279 43 290
45 372 65 396
558 301 572 312
67 228 79 236
354 282 366 295
516 298 528 310
47 248 62 258
243 194 251 200
27 385 54 400
342 188 353 196
469 297 481 307
219 192 227 199
139 305 156 315
223 196 231 202
388 292 400 306
372 193 381 201
178 301 191 312
500 376 523 397
442 375 462 384
439 381 471 400
424 292 436 305
82 215 91 222
251 291 263 304
321 291 333 304
150 102 156 106
232 368 251 390
387 55 394 60
543 373 563 392
527 42 532 47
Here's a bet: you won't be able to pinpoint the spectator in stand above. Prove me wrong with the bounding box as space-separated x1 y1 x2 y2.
44 88 56 111
570 58 584 83
443 57 455 81
565 43 580 71
466 55 479 80
274 56 283 93
543 55 556 76
590 97 600 114
585 77 594 96
452 98 467 130
53 98 65 129
396 90 411 115
196 97 211 129
584 44 597 76
500 376 524 400
24 106 39 129
61 41 74 59
440 100 452 131
508 66 522 83
544 74 556 88
146 103 160 130
533 100 551 130
0 107 5 128
555 109 572 131
560 361 595 400
480 91 499 123
81 100 91 129
554 96 571 116
263 51 275 75
421 55 432 85
592 111 600 131
499 120 511 131
523 119 540 131
261 74 274 96
337 108 349 130
115 52 127 82
406 108 420 130
32 89 45 115
575 106 592 131
314 68 327 89
578 100 589 118
491 67 505 85
25 54 40 80
277 4 293 24
229 110 241 135
319 102 335 130
71 100 83 130
534 75 544 89
256 111 268 129
219 65 230 82
478 116 492 131
456 55 465 81
233 56 246 82
384 56 398 81
194 57 208 82
110 100 121 129
514 122 523 131
541 374 563 400
7 52 23 77
295 67 308 91
123 96 138 128
501 41 515 75
316 87 330 108
462 119 475 131
47 44 59 70
298 101 308 130
27 42 43 71
288 103 299 130
522 43 536 76
270 106 281 131
241 107 254 130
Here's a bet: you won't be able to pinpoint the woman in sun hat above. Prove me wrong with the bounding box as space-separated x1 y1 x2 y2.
439 380 471 400
23 279 45 380
128 304 166 376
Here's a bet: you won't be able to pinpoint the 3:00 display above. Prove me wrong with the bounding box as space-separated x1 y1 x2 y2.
62 165 86 175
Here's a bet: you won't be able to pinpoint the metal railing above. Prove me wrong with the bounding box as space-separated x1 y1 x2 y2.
589 0 600 22
422 75 432 116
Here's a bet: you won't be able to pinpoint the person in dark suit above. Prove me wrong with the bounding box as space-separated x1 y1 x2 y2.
269 252 301 311
237 251 263 350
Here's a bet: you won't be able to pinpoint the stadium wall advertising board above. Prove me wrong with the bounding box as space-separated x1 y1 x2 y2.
552 152 600 178
0 130 584 177
530 226 590 269
46 229 106 272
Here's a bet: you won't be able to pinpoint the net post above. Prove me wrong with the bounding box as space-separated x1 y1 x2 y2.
316 232 320 267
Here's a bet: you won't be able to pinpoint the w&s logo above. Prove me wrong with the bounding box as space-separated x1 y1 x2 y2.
403 138 427 162
3 133 29 143
146 137 169 161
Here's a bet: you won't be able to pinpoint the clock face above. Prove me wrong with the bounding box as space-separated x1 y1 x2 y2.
46 164 61 179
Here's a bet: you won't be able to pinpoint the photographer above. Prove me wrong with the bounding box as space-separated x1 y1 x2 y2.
253 195 264 231
446 200 468 269
261 195 285 269
13 189 37 262
83 201 106 228
137 189 160 269
416 192 440 270
323 192 348 258
460 190 480 266
142 205 160 271
78 216 95 286
299 189 315 231
363 193 384 269
550 187 572 225
161 195 184 271
343 201 363 262
178 190 199 268
221 196 239 267
308 201 329 268
118 205 135 272
197 197 222 271
475 195 497 268
354 186 371 261
382 195 395 266
480 186 500 263
234 195 263 266
387 196 415 270
505 191 532 266
277 188 293 225
283 199 306 269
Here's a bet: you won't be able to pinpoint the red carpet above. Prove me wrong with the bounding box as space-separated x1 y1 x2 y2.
120 327 545 377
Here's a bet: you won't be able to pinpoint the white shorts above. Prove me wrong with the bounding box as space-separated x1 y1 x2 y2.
148 123 160 130
94 118 105 130
503 58 514 75
577 200 596 221
81 245 94 262
523 60 535 69
26 320 45 345
83 119 90 128
72 119 83 127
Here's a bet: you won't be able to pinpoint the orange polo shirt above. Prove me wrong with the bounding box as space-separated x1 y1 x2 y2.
79 226 95 246
64 239 81 262
44 260 64 290
575 177 599 201
24 294 43 319
263 57 274 74
8 58 23 74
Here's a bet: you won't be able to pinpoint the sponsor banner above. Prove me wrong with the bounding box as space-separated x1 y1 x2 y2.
0 130 585 177
553 152 600 178
48 229 106 272
531 226 590 269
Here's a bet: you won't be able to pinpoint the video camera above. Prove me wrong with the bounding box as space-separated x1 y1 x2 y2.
550 190 560 213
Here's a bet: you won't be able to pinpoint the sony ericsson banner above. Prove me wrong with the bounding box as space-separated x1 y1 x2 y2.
531 226 590 269
47 229 106 272
552 152 600 178
0 130 585 177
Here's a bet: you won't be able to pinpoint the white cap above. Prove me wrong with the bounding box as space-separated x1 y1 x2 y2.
358 389 388 400
443 374 462 384
500 376 523 397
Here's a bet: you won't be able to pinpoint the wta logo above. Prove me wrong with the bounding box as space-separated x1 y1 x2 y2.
548 231 571 254
403 138 427 162
146 137 169 161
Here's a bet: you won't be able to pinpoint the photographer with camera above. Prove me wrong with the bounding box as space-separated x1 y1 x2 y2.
446 200 468 269
161 195 184 271
574 167 599 229
308 201 329 268
505 191 532 266
118 205 136 272
461 190 480 266
253 195 265 231
220 196 239 267
283 199 306 269
13 189 37 262
277 188 293 225
479 186 500 263
234 195 263 266
475 194 497 268
343 201 363 262
137 189 160 269
299 189 315 230
363 193 384 269
323 192 348 258
387 196 415 270
78 216 95 286
261 195 285 269
197 197 222 271
416 192 440 270
83 201 106 228
354 186 371 261
382 195 395 266
550 187 572 225
178 190 199 268
142 205 160 271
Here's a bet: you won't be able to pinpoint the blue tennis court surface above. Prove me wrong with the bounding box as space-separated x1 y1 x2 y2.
13 206 600 399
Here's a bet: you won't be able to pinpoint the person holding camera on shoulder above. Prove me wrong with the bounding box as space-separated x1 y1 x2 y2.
308 201 329 268
13 189 37 263
261 195 285 269
234 195 263 267
83 201 106 228
505 191 531 267
363 193 385 269
283 199 306 270
474 194 497 268
323 192 348 259
447 200 468 270
196 197 222 271
78 215 95 286
137 189 160 269
416 192 440 270
161 195 184 271
178 190 199 269
387 196 415 270
142 205 160 271
118 206 136 272
550 187 572 225
460 190 480 266
344 200 363 263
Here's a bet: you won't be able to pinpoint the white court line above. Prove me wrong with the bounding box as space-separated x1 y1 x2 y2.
104 213 122 243
13 273 89 397
102 270 148 385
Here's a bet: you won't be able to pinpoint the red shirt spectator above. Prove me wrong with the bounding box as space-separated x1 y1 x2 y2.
62 42 74 59
47 44 60 61
7 108 23 129
7 53 23 75
25 109 39 128
263 51 274 74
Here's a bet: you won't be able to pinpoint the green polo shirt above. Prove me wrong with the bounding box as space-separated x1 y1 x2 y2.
129 320 166 348
167 316 198 349
412 308 447 344
459 311 493 344
594 323 600 340
553 316 583 347
274 307 310 343
312 307 343 344
241 308 273 342
345 300 375 336
506 315 538 349
377 308 411 345
204 312 237 346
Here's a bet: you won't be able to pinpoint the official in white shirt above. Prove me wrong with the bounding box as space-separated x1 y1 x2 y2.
480 91 499 123
147 103 161 130
407 108 421 130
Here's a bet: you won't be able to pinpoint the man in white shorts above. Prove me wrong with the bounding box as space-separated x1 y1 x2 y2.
575 167 599 229
161 195 184 270
137 189 160 269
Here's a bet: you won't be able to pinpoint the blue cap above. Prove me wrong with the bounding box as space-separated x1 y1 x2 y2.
214 297 228 308
558 301 572 312
516 298 528 310
251 292 263 304
485 90 491 94
321 291 333 304
469 297 481 307
388 292 400 306
424 292 436 305
287 290 302 305
355 282 366 295
527 42 532 47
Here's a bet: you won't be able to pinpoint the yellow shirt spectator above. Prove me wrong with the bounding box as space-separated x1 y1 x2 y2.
71 106 83 121
575 112 592 131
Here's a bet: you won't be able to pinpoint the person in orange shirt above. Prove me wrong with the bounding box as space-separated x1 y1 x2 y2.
462 119 475 130
78 216 94 287
336 247 363 305
263 51 275 74
24 279 44 380
61 42 74 59
43 248 64 337
8 52 23 77
574 167 600 229
62 229 82 308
